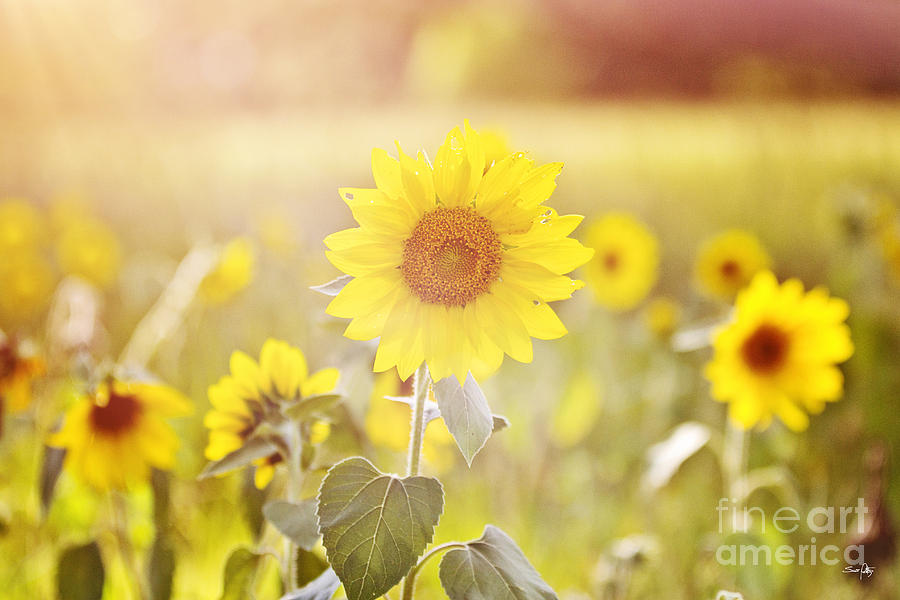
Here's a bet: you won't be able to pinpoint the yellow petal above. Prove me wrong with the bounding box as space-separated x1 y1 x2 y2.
302 368 340 397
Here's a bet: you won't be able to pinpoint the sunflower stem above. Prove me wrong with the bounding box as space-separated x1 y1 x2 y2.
723 421 749 504
109 492 150 600
401 364 430 600
284 422 304 591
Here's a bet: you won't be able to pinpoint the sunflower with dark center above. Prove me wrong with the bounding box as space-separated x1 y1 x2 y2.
324 121 593 382
49 378 191 490
204 339 338 488
0 334 45 413
583 212 659 312
695 229 771 300
705 271 854 431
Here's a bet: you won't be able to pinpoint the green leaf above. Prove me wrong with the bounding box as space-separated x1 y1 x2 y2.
432 374 493 466
241 469 268 540
438 526 558 600
281 568 341 600
492 414 510 432
57 541 105 600
295 549 329 588
317 457 443 600
147 536 176 600
199 436 280 480
219 548 263 600
264 499 321 551
311 275 352 296
285 394 342 421
151 469 171 528
40 445 66 516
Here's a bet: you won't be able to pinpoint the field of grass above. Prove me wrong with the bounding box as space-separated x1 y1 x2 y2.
1 101 899 599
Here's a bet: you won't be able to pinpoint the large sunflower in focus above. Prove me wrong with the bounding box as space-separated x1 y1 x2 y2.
324 122 593 382
705 271 853 431
50 378 191 490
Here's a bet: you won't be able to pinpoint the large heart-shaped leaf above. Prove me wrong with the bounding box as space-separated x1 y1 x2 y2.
438 525 558 600
317 457 443 600
264 499 321 551
432 374 493 466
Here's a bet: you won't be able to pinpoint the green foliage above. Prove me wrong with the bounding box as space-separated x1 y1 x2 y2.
432 374 494 466
57 541 104 600
264 500 320 551
438 526 558 600
199 437 281 480
219 548 263 600
317 457 444 600
280 568 341 600
294 549 329 588
148 537 176 600
285 394 342 421
39 445 65 517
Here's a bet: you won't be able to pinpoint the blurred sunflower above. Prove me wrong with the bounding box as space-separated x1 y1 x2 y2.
0 198 44 252
49 378 191 490
0 251 56 324
695 229 771 300
0 334 45 413
199 237 256 304
705 271 853 431
642 296 682 339
56 216 122 289
204 339 339 488
325 121 592 382
583 213 659 311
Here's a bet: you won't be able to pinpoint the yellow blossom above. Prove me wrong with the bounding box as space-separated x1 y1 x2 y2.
204 339 339 489
705 271 853 431
49 378 191 490
583 213 659 311
324 121 592 382
56 216 122 289
694 229 771 300
199 237 256 304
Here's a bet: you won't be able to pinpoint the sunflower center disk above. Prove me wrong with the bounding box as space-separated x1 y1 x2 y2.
741 324 790 374
90 391 142 434
401 207 502 307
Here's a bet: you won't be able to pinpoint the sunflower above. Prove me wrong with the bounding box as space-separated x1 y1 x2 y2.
0 250 56 324
204 339 339 489
642 296 681 339
583 213 659 311
324 121 592 382
695 229 771 300
199 237 256 304
705 271 853 431
0 198 44 252
0 333 45 413
49 378 191 490
56 216 122 289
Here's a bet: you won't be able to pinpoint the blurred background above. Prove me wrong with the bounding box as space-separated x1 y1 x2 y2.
2 0 900 599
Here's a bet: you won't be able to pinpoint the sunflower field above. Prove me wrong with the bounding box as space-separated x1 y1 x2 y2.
2 2 900 600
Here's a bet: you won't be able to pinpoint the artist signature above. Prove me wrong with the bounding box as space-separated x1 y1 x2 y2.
843 563 875 580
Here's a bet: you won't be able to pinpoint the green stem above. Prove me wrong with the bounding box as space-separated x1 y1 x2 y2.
284 423 304 591
401 364 429 599
405 365 429 478
403 542 467 597
109 492 149 600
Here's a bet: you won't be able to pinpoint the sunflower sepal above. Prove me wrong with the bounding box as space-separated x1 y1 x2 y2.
283 393 343 421
310 274 352 297
198 434 283 480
